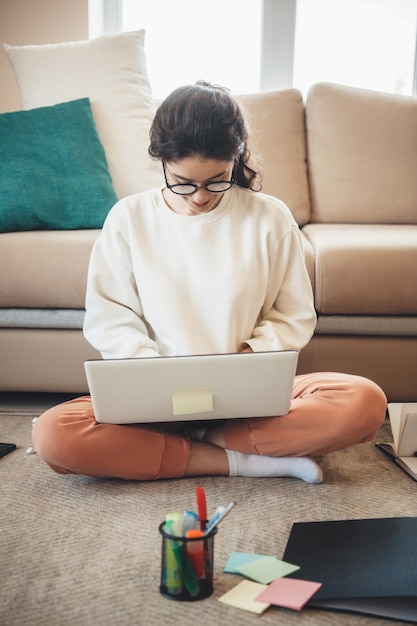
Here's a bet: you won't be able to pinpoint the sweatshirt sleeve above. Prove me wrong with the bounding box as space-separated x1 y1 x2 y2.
244 223 316 353
83 206 160 359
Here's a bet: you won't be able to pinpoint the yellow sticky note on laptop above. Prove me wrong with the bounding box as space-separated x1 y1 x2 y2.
172 388 213 416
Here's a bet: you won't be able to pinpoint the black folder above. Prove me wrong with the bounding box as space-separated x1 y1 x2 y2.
283 517 417 623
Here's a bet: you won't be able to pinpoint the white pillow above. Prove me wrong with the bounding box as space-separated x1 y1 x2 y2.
4 30 163 199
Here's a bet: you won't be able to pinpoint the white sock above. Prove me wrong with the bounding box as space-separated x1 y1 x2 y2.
225 449 323 484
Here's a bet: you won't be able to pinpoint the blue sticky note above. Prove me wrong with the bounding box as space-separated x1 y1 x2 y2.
224 551 267 574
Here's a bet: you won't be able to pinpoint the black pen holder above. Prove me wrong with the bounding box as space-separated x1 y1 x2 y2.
159 522 218 601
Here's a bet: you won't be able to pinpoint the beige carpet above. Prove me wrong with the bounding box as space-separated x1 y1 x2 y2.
1 401 416 626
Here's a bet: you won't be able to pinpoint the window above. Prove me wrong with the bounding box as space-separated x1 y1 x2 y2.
121 0 262 99
294 0 417 96
91 0 417 97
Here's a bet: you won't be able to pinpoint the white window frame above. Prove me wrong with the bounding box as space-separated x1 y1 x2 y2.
90 0 417 96
260 0 296 91
88 0 122 39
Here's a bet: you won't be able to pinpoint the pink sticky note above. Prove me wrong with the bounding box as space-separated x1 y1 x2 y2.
255 577 322 611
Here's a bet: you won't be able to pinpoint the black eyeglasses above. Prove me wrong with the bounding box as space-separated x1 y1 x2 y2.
163 163 235 196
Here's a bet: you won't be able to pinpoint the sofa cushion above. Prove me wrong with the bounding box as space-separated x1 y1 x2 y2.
0 230 99 308
306 82 417 224
236 89 311 226
0 98 117 232
302 224 417 314
4 30 162 200
0 308 85 329
315 315 417 337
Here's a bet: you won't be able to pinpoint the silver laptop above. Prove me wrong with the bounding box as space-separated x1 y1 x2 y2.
84 350 298 424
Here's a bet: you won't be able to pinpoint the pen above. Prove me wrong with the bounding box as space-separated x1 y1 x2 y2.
196 486 207 531
204 500 236 536
196 486 212 583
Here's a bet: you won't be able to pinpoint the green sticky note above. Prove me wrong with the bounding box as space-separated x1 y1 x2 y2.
236 556 300 584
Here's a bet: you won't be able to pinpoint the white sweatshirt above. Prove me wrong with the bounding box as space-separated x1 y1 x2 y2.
83 185 316 358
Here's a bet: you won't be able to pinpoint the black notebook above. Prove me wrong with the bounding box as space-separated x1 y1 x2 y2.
283 517 417 623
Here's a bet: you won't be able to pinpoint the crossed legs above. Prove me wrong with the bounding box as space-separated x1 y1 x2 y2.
32 372 386 482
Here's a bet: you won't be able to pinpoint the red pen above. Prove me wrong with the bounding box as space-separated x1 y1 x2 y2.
196 486 207 531
195 486 212 584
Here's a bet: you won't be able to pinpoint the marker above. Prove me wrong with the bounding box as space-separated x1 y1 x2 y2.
182 510 199 534
185 530 204 579
163 519 182 595
166 512 183 537
204 501 236 536
165 513 200 598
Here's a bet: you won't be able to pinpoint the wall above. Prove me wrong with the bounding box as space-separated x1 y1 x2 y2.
0 0 88 113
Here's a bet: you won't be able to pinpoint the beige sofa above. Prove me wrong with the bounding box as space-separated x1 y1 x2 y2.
1 81 416 400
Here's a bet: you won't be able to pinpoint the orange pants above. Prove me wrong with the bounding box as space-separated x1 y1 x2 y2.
32 372 387 480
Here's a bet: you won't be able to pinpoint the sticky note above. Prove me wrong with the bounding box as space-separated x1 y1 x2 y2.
235 556 300 584
171 388 213 415
224 551 266 574
218 580 270 614
255 577 322 611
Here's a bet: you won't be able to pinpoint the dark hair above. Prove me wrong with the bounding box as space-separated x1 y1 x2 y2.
148 81 260 191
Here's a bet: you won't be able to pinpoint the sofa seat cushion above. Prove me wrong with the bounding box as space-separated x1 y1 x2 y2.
0 308 85 329
302 224 417 314
315 315 417 337
0 230 99 308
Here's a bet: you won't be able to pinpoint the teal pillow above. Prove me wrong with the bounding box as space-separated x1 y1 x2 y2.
0 98 118 232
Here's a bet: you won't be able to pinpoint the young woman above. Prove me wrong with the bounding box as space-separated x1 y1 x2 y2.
33 82 387 483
